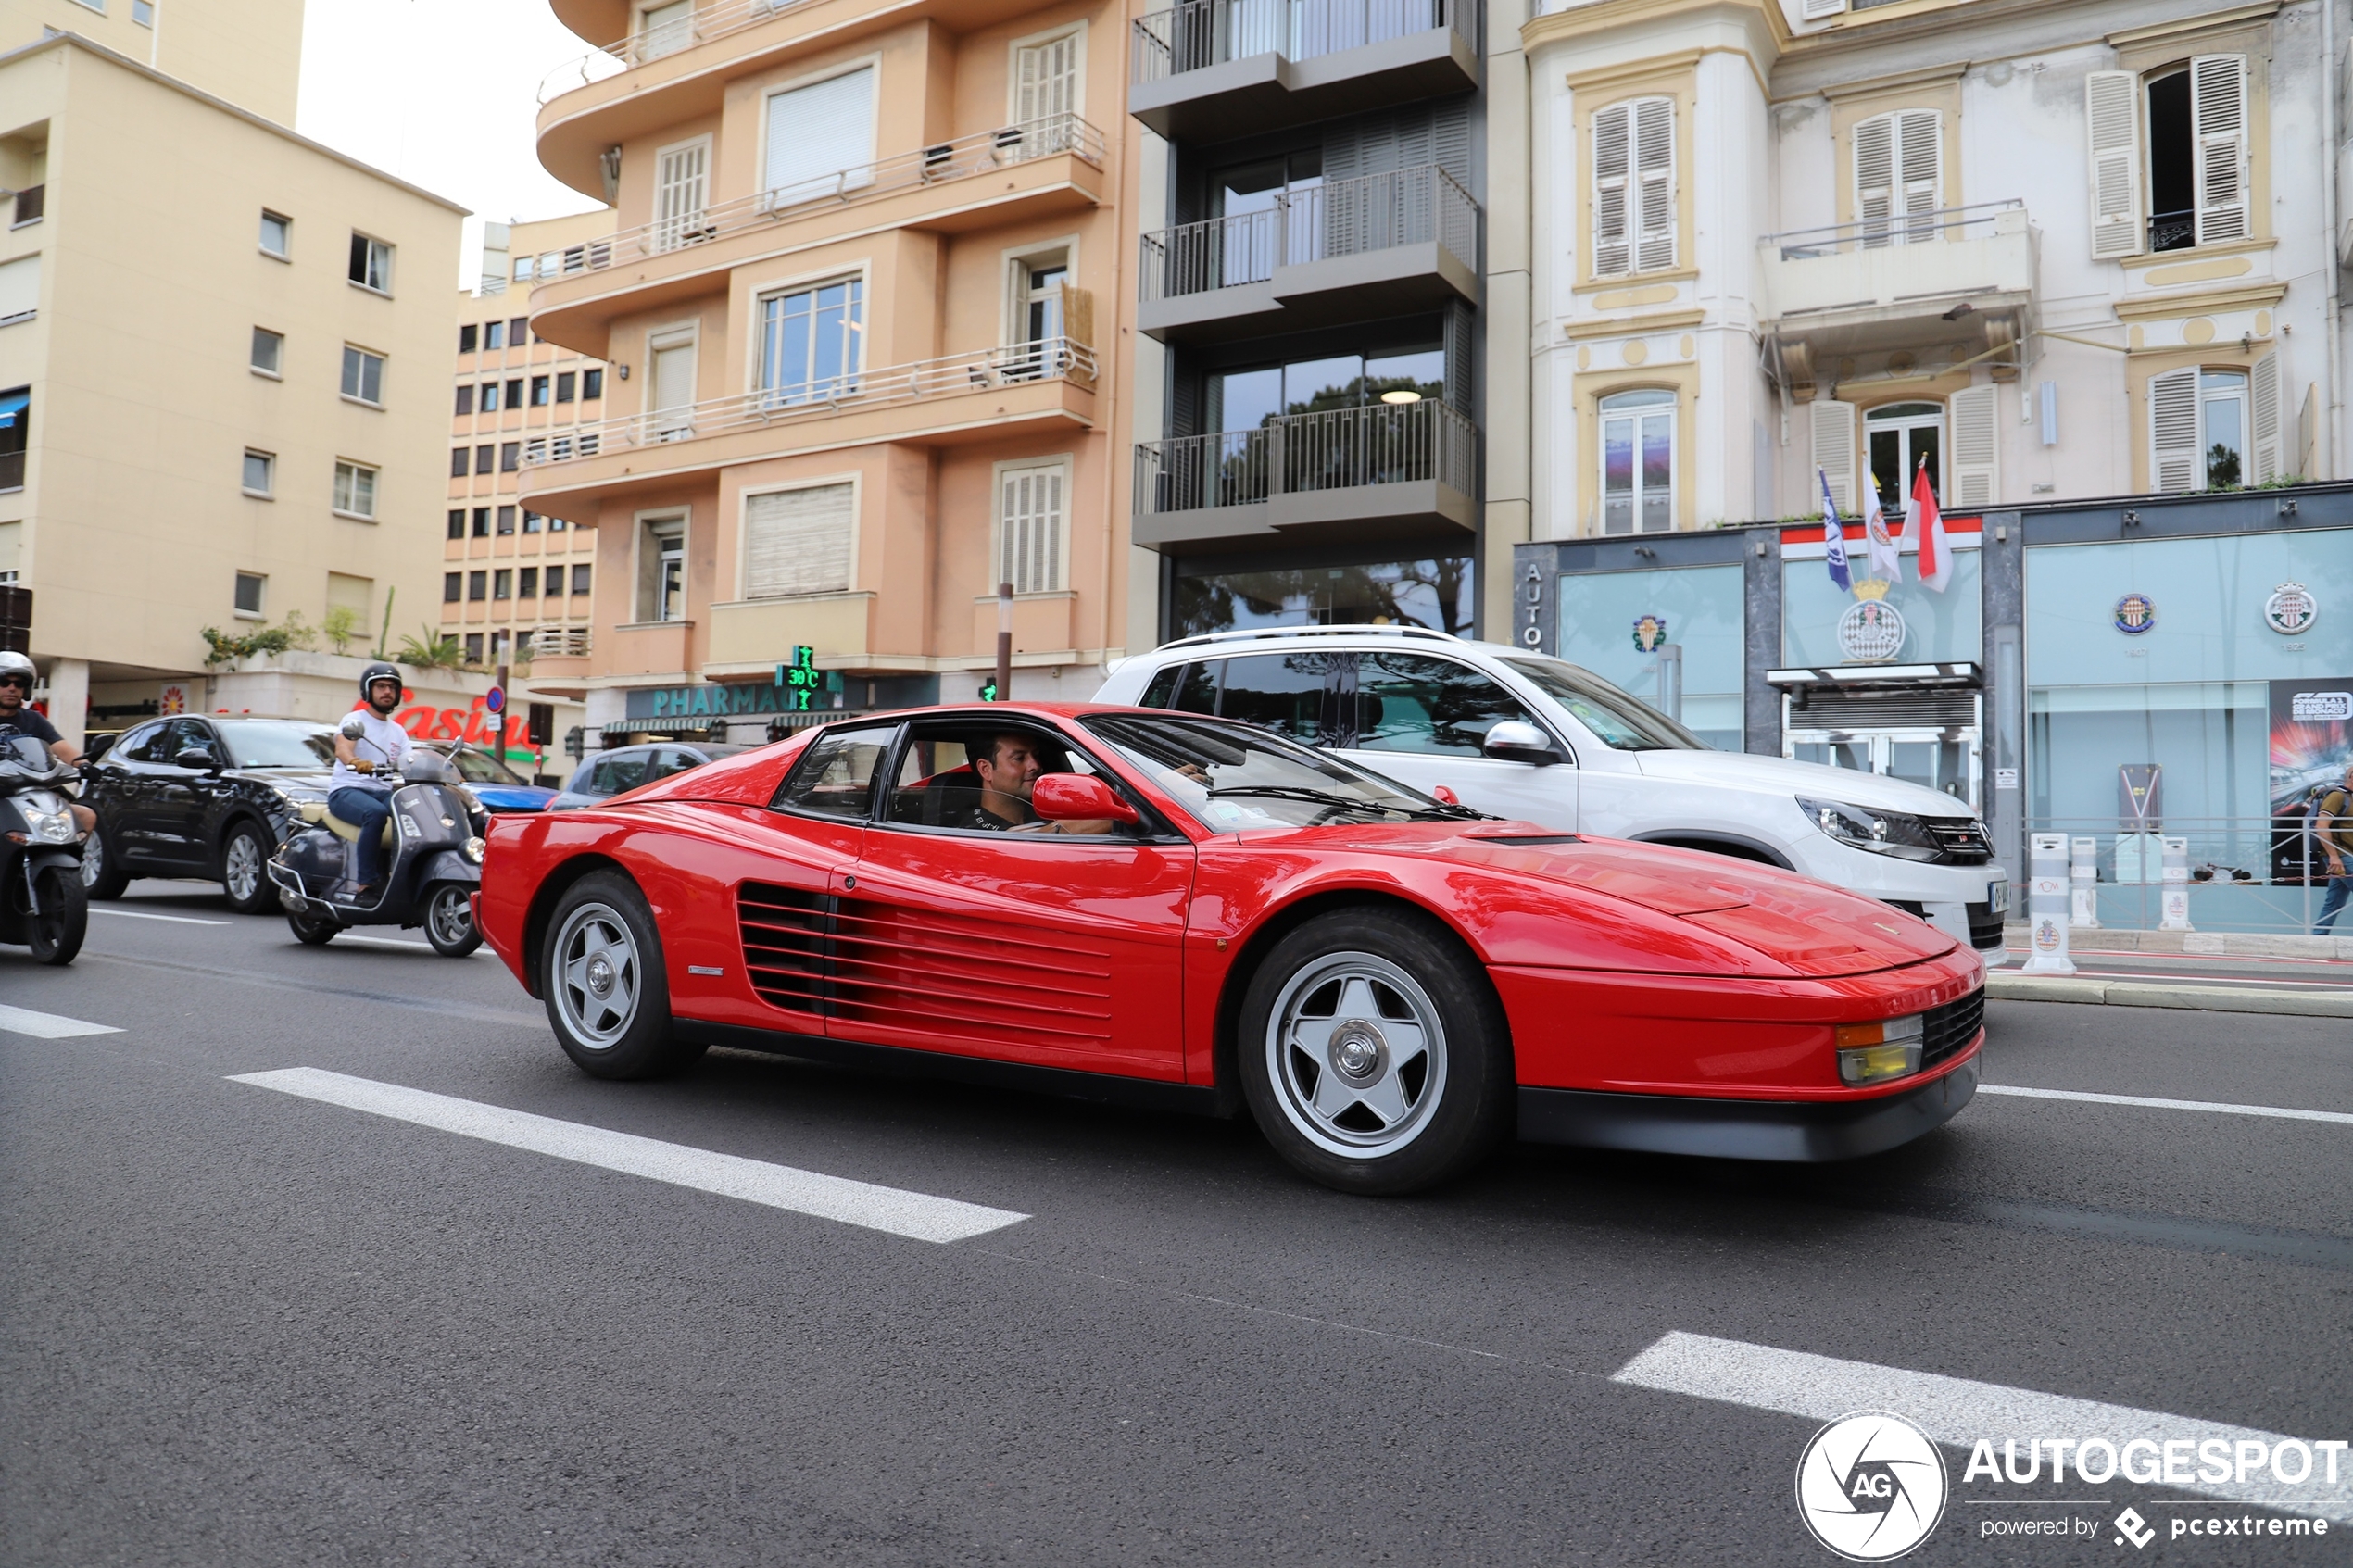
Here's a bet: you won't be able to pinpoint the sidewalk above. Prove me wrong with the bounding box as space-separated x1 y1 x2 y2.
1990 925 2353 1017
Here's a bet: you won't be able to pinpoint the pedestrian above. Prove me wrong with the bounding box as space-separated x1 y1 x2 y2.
2316 760 2353 935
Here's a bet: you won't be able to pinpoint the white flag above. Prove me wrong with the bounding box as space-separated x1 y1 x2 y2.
1861 481 1902 583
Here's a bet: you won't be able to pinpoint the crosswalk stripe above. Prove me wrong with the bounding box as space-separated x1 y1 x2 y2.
1613 1332 2353 1524
0 1003 125 1039
1981 1084 2353 1126
227 1067 1029 1243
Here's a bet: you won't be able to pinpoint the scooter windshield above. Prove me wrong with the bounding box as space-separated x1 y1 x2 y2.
0 734 58 776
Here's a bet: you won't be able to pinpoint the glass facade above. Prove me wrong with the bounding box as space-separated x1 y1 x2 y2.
1554 563 1743 748
1171 556 1474 638
1783 547 1982 666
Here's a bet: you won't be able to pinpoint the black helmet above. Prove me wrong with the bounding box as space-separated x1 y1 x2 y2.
359 661 404 706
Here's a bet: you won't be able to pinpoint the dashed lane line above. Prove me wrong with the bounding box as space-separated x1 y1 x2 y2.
79 952 540 1027
228 1067 1030 1243
1981 1084 2353 1126
0 1003 124 1039
89 908 233 926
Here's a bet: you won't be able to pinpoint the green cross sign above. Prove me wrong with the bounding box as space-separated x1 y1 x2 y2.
776 645 822 711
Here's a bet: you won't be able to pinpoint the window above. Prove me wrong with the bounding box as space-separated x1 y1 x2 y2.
1211 654 1336 744
465 633 484 664
774 724 895 821
444 572 462 602
582 368 604 399
450 447 470 478
1006 254 1070 377
497 505 516 534
132 0 153 23
472 506 491 537
1353 652 1539 757
549 515 568 532
468 571 487 601
743 484 853 599
556 371 577 403
341 345 384 405
637 0 695 60
2084 56 2248 259
1865 401 1943 516
455 384 475 416
505 378 524 408
500 442 521 472
259 210 290 258
649 332 698 434
522 509 543 533
0 388 25 491
475 445 494 475
653 138 711 253
510 317 527 342
763 68 876 209
242 449 274 497
1854 109 1940 246
640 517 686 621
572 564 592 595
1599 388 1675 533
333 460 378 519
2147 361 2282 492
758 281 861 406
347 232 393 293
519 567 538 597
8 185 42 229
459 323 478 355
1013 30 1081 132
494 569 512 600
447 508 465 540
1592 96 1674 277
484 320 504 351
234 571 266 617
530 375 550 407
250 327 283 376
479 382 500 413
998 462 1065 594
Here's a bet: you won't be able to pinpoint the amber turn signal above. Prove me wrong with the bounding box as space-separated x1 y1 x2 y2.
1835 1014 1925 1086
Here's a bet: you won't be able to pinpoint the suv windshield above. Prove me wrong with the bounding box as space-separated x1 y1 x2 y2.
212 721 336 769
1499 657 1705 751
1082 713 1471 830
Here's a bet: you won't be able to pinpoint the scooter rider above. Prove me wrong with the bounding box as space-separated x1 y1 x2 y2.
328 662 412 904
0 650 94 838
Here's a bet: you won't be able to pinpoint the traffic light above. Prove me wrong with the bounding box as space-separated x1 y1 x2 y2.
977 678 1000 702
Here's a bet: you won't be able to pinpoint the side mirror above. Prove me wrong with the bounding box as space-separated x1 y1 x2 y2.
338 712 370 741
174 746 220 771
1482 719 1564 767
1032 773 1139 824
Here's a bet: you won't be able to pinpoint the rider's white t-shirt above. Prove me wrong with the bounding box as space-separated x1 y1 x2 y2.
331 709 410 794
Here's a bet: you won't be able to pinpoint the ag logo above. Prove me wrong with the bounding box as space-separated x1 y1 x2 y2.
1794 1411 1948 1561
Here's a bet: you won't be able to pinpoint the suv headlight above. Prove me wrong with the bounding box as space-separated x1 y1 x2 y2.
1797 797 1943 861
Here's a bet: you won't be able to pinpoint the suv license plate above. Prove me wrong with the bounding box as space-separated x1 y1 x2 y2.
1987 878 2009 914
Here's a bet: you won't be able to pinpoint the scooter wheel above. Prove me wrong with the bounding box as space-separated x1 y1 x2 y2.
287 908 339 946
29 866 87 966
422 882 483 958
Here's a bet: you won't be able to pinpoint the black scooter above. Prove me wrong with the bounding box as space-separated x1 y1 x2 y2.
267 717 486 956
0 734 87 964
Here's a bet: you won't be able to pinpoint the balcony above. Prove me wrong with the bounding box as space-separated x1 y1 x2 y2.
1129 0 1477 141
1132 398 1476 552
529 118 1107 357
1139 164 1478 343
705 593 874 678
519 336 1098 512
1756 202 2036 393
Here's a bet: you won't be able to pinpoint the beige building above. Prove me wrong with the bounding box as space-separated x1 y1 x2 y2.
523 0 1134 743
0 0 305 124
442 211 612 678
0 28 464 746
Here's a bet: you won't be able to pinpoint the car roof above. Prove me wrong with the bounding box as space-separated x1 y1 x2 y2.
1135 627 1526 662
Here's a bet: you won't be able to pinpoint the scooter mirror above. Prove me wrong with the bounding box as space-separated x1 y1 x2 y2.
339 712 369 741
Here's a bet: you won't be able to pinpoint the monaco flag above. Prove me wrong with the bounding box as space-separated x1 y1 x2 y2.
1911 458 1953 593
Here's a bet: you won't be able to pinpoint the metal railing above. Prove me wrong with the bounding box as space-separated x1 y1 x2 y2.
2020 814 2346 936
538 0 819 101
524 627 592 659
1132 0 1472 82
1135 398 1477 514
2147 208 2196 253
1139 164 1478 302
523 116 1106 288
1762 199 2024 261
522 335 1097 468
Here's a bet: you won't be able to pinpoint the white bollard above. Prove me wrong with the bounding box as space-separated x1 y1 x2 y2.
2021 832 2077 975
2158 834 2193 931
2069 835 2100 928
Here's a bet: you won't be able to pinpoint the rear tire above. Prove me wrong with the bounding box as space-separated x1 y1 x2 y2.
541 872 703 1080
287 907 339 946
219 822 275 914
28 867 88 966
81 825 129 900
1237 908 1513 1196
422 882 483 958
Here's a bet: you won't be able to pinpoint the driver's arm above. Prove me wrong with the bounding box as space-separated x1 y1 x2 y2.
333 734 375 773
47 738 81 767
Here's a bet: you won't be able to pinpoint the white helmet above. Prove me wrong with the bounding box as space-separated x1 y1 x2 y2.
0 650 34 687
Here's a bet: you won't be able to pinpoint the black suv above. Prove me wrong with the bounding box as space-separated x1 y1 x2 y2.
80 716 338 912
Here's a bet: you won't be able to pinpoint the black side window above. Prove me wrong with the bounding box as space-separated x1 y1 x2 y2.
1353 652 1536 758
163 720 213 762
1139 663 1184 709
116 721 167 762
773 725 896 820
600 752 648 795
1212 653 1336 744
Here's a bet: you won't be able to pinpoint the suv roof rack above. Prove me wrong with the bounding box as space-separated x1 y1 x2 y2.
1153 624 1465 656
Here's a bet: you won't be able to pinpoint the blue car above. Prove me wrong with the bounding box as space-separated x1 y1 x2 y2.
422 742 560 812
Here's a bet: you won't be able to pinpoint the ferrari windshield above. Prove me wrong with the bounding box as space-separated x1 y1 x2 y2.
213 721 336 770
1082 713 1469 830
1499 656 1706 751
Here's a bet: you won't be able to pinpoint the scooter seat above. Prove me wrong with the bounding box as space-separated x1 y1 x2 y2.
321 810 395 850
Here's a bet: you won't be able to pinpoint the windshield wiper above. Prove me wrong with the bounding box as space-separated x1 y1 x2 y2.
1206 784 1478 822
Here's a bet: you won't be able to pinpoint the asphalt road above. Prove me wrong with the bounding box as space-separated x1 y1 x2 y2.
5 881 2350 1567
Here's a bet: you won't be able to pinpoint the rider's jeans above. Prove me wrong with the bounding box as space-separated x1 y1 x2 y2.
327 787 394 887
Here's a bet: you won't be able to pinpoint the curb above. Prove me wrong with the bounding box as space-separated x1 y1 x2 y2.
1986 973 2353 1017
2000 924 2353 961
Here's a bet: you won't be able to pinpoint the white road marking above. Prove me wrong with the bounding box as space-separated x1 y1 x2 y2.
0 1003 124 1039
1981 1084 2353 1126
228 1068 1029 1243
328 935 484 956
91 908 231 926
1613 1332 2353 1524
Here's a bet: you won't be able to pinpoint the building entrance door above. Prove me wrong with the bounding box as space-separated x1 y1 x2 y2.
1788 730 1980 812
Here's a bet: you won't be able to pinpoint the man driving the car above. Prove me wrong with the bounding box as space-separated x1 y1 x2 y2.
954 732 1114 835
0 651 95 837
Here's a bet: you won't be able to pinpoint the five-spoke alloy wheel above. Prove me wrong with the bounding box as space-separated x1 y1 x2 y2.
540 872 702 1079
220 823 273 914
423 882 483 958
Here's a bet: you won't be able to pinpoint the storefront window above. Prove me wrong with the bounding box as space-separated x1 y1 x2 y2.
1171 556 1473 638
1783 547 1982 667
1555 563 1743 748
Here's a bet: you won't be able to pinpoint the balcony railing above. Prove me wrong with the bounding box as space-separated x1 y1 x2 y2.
524 626 592 659
522 335 1098 468
524 116 1107 287
1132 0 1472 82
1139 163 1477 302
1134 398 1476 513
1762 199 2024 261
538 0 820 101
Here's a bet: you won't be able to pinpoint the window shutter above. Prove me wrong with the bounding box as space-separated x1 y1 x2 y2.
1898 110 1941 239
1633 97 1676 271
1949 384 1999 507
1855 115 1894 247
1811 400 1857 513
2190 55 2248 245
764 68 876 208
744 483 855 598
1799 0 1844 17
2148 367 2199 493
2084 70 2143 259
2249 350 2281 483
1592 102 1631 278
1000 465 1066 595
1015 32 1078 130
653 142 708 251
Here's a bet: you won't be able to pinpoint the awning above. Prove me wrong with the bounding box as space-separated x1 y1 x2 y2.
1766 662 1980 688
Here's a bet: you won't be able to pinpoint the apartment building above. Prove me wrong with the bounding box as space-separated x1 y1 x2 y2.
522 0 1133 744
0 29 463 746
0 0 306 123
1123 0 1491 641
442 211 612 675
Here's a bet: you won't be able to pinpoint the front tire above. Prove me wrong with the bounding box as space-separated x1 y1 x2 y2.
422 882 483 958
219 822 274 914
1237 908 1513 1196
287 907 339 946
28 866 88 966
82 825 129 900
541 872 702 1079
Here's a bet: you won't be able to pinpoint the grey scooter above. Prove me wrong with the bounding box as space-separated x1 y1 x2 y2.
0 733 87 964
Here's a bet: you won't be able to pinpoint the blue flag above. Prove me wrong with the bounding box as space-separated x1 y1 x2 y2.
1818 469 1852 594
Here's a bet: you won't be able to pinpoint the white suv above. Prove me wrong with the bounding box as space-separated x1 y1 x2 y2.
1096 626 2007 960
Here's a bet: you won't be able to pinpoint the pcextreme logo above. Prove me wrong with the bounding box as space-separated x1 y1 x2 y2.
1796 1411 1950 1561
